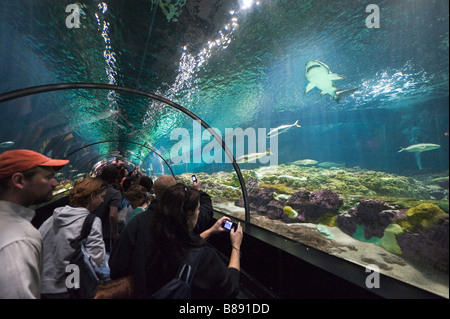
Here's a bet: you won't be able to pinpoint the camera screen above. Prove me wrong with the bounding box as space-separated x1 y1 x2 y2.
224 220 233 230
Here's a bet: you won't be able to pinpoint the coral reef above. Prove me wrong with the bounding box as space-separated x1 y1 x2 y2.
178 164 449 277
234 187 292 221
286 189 343 223
234 187 343 224
336 199 401 239
396 203 448 232
395 204 449 273
397 216 449 273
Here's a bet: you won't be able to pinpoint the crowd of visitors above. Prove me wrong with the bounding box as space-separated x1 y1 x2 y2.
0 149 243 299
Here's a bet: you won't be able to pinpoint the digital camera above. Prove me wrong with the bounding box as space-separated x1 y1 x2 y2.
222 220 238 231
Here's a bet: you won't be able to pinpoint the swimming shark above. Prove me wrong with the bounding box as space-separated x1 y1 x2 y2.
236 149 273 164
398 143 441 170
267 120 301 138
304 60 358 102
0 141 14 148
398 143 441 153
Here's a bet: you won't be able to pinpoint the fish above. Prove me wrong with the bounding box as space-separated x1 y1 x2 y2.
304 60 358 102
63 133 73 141
318 162 345 168
236 149 272 164
267 120 301 138
0 141 14 148
398 143 441 170
398 143 441 153
292 159 318 166
279 175 308 181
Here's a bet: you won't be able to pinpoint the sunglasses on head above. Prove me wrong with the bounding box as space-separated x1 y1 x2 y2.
180 185 191 212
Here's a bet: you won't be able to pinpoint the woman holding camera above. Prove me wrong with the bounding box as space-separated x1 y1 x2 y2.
145 183 243 299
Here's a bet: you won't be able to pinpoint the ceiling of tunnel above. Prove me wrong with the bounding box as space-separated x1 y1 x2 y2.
0 0 448 177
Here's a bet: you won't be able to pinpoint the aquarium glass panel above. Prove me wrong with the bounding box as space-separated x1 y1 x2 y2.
0 0 448 298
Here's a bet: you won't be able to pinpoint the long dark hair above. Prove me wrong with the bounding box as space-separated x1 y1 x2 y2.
145 183 200 292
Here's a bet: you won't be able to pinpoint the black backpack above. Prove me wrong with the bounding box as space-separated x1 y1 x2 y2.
67 213 101 299
150 247 204 299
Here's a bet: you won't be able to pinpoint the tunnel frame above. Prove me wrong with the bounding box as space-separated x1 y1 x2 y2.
65 140 176 177
0 82 250 221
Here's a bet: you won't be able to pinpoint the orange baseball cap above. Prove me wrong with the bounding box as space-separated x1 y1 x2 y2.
0 149 69 179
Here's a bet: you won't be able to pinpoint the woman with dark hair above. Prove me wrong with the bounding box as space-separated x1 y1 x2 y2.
92 165 122 252
144 183 243 299
38 177 108 299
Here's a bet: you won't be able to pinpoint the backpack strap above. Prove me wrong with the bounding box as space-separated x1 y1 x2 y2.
178 247 204 285
79 213 96 241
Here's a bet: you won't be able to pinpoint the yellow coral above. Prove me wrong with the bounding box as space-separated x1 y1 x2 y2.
398 203 448 231
283 206 298 218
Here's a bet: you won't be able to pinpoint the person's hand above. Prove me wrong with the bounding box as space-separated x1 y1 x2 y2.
192 177 201 191
199 216 230 241
210 216 230 235
230 222 243 249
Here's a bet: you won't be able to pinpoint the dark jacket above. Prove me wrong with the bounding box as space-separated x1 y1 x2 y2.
109 191 237 298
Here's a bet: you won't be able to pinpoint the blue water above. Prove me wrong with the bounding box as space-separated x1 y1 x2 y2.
1 0 447 178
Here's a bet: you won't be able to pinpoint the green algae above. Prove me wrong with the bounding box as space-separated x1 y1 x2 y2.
352 224 381 245
396 203 448 232
380 224 404 255
316 213 338 227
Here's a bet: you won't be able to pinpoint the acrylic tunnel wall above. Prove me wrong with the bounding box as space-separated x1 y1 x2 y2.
0 84 250 221
0 0 449 299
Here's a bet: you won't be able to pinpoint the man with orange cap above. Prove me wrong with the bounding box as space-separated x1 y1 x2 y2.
0 149 69 298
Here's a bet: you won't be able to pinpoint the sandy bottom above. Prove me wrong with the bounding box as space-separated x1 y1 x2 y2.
214 200 449 299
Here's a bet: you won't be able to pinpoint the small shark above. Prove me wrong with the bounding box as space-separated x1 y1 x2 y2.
398 143 441 170
398 143 441 153
267 120 301 138
0 141 14 148
304 60 358 102
236 149 272 164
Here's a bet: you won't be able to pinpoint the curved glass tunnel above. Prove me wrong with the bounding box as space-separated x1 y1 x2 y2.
0 0 449 298
0 85 249 222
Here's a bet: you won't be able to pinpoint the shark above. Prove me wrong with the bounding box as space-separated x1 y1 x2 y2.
304 60 358 102
236 149 273 164
398 143 441 170
0 141 14 148
267 120 301 138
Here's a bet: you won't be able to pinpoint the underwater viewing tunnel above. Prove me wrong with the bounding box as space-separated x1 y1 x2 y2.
0 0 449 300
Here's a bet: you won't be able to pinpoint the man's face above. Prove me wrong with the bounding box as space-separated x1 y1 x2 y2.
23 167 59 206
